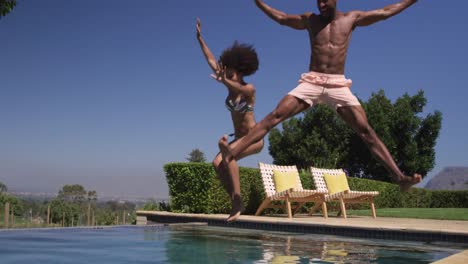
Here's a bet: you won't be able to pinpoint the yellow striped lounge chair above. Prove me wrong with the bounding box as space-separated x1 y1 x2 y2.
310 167 379 219
256 162 328 219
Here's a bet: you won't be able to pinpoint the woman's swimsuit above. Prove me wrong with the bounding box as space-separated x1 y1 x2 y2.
225 97 254 138
225 97 254 113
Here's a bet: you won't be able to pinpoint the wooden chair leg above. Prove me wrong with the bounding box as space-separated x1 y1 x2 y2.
339 198 347 219
321 202 328 219
308 202 322 216
371 201 377 219
255 198 271 216
293 202 305 215
286 196 292 219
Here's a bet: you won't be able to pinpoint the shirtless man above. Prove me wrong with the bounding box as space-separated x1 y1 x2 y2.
220 0 422 220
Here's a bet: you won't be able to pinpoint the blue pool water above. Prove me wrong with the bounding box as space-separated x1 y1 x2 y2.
0 225 464 263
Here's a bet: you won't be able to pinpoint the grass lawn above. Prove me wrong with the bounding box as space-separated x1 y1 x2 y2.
346 208 468 221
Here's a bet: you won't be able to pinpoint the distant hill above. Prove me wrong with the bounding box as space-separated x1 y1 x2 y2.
425 167 468 190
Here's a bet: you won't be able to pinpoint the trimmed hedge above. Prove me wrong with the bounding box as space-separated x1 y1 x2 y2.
164 162 263 214
164 162 468 214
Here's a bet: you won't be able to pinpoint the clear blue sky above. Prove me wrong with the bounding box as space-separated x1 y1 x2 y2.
1 0 467 198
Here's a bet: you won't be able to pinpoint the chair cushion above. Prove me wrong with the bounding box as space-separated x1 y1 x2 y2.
323 172 350 195
272 256 300 264
272 170 298 193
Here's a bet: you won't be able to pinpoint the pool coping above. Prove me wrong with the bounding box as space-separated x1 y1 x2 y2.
136 211 468 244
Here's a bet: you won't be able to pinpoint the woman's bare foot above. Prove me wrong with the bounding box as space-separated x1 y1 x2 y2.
227 196 245 223
398 174 422 192
218 135 229 154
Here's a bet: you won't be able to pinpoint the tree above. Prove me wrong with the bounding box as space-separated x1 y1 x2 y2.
0 182 24 216
142 199 171 211
0 181 7 194
101 200 135 224
0 0 16 17
58 184 87 204
142 200 159 211
269 104 351 169
95 208 115 225
268 90 442 182
186 148 206 162
85 190 98 224
51 184 91 226
87 190 98 203
49 198 79 226
0 192 21 210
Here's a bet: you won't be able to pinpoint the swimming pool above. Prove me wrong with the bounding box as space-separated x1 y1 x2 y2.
0 225 464 263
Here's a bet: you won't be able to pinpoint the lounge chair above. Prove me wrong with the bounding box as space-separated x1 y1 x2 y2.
257 162 328 218
310 167 379 219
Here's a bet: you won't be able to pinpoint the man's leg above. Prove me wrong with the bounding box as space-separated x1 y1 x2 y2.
337 105 422 191
221 95 310 163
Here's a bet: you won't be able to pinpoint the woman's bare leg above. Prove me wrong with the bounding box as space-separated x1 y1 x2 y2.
220 95 309 222
218 135 264 222
212 153 233 200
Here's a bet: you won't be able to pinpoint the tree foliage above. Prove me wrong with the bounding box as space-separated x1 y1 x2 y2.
142 199 171 211
0 181 7 194
186 148 206 163
87 190 98 202
269 104 350 169
49 198 80 226
50 184 99 226
0 181 24 215
0 0 16 17
58 184 87 204
0 192 21 210
268 90 442 182
95 201 135 225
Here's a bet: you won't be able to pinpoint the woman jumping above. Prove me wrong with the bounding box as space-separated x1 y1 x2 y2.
196 18 264 222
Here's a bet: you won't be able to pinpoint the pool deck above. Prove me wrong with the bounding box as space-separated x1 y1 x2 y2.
136 210 468 244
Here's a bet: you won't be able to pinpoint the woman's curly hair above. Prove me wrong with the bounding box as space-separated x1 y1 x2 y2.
219 41 259 76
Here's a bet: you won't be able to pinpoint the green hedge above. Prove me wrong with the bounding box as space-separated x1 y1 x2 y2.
164 162 263 214
164 162 468 214
346 178 468 209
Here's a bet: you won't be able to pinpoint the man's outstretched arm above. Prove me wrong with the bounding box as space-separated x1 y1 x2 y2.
255 0 307 30
353 0 418 27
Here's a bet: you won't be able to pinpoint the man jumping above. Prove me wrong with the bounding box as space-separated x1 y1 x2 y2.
220 0 422 220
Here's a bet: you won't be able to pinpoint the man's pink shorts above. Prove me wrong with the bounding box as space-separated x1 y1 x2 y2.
288 71 361 109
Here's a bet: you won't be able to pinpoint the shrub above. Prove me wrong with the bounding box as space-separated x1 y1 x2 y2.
164 163 468 214
164 162 263 214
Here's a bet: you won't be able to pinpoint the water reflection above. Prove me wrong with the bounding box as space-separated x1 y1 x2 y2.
165 225 263 263
255 234 361 263
161 225 458 264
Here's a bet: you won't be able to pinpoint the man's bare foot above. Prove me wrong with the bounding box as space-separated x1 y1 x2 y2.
218 135 233 166
398 174 422 192
227 197 245 223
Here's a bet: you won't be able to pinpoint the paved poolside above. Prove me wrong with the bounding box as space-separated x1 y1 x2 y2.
136 210 468 243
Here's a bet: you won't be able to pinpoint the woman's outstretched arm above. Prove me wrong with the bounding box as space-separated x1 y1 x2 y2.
196 18 219 73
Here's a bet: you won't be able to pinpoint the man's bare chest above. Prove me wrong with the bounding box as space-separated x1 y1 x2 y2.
307 16 354 45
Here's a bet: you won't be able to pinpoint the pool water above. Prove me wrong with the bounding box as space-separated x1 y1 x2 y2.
0 225 464 263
